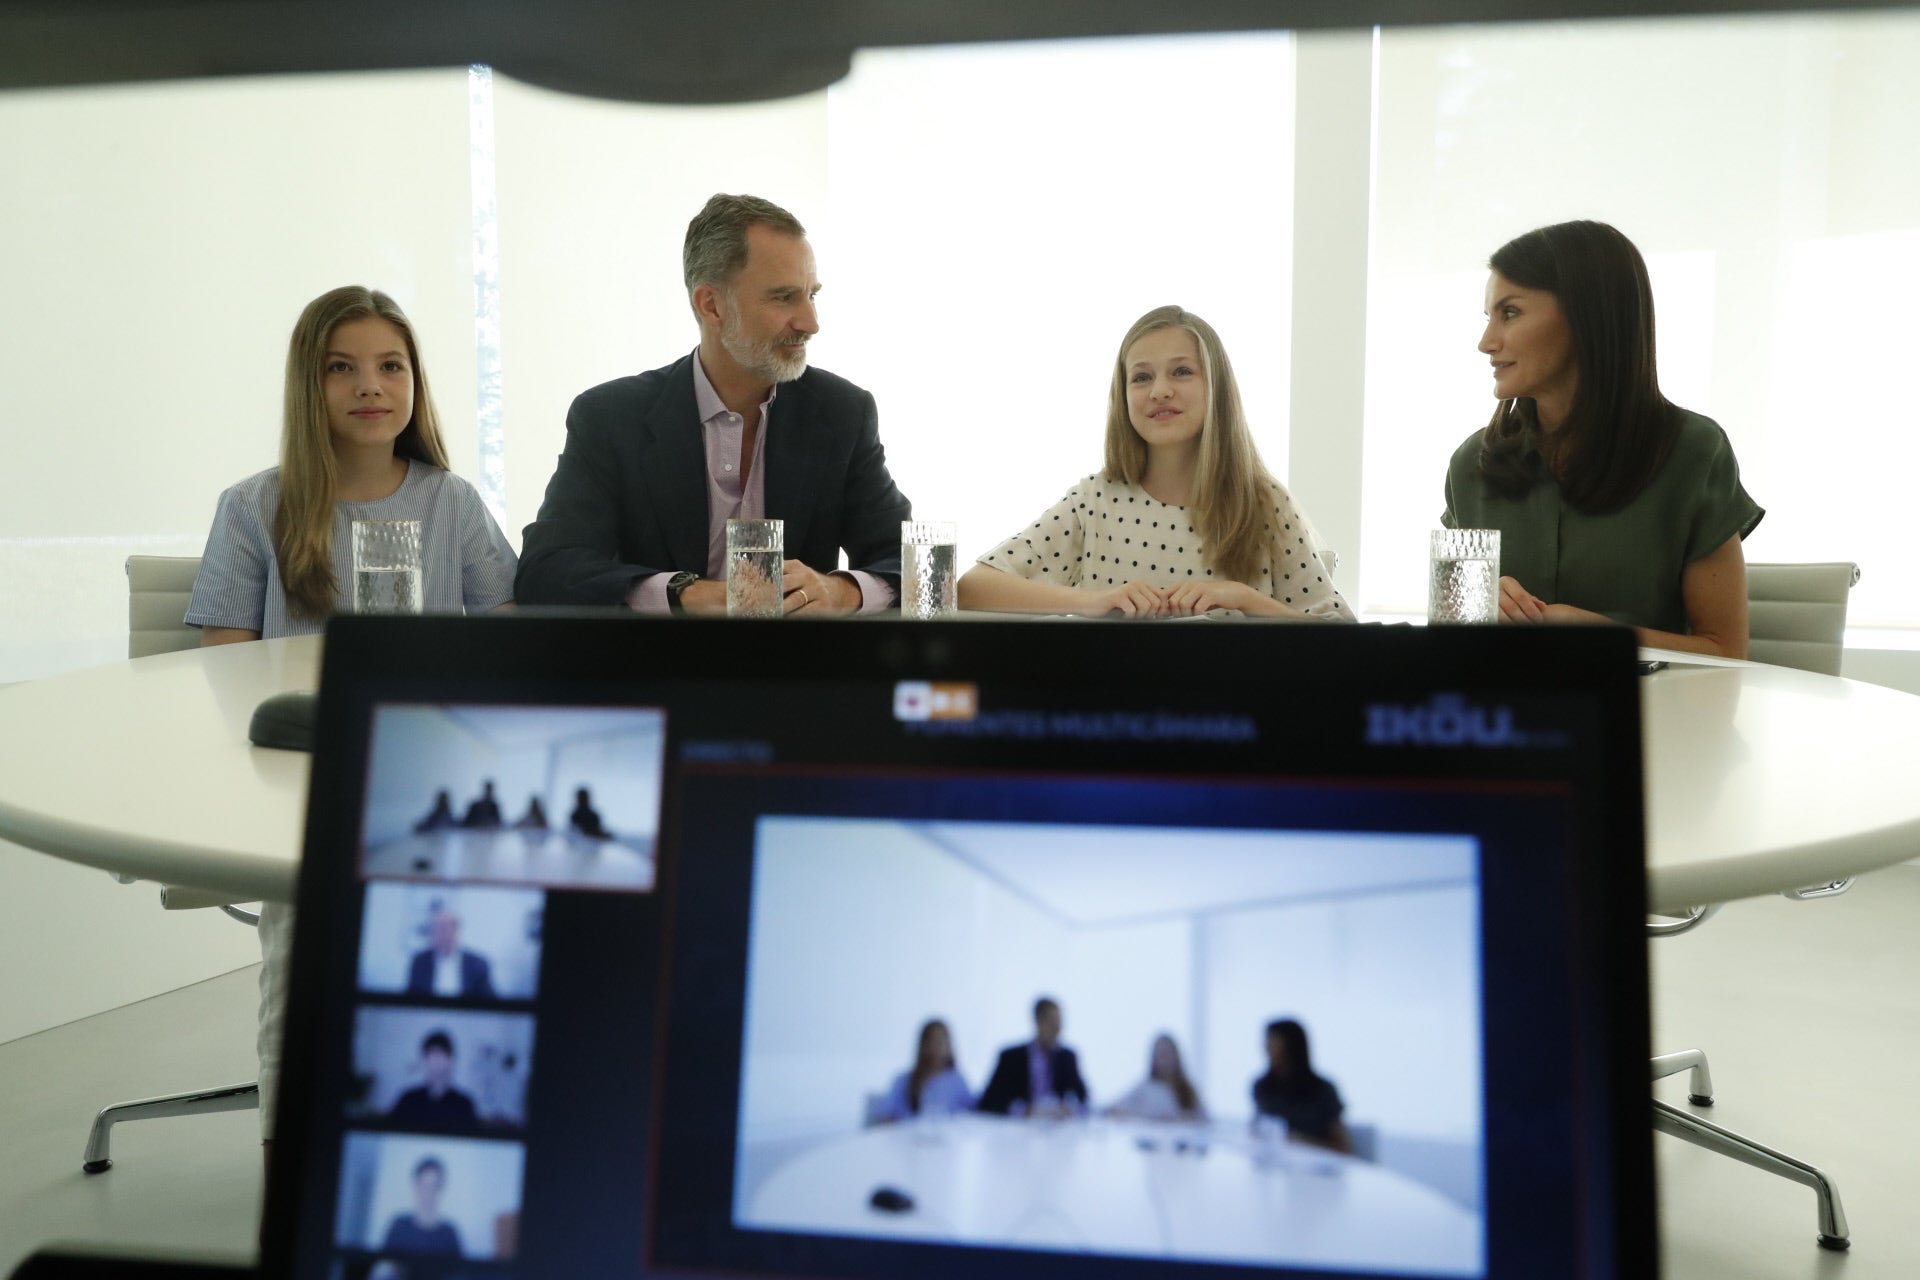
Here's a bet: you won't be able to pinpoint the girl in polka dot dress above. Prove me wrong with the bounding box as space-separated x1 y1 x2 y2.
958 305 1355 620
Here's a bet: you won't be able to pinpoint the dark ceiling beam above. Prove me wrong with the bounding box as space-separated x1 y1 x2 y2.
3 1 1914 104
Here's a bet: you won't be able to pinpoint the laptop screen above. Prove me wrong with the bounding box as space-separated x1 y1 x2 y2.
264 616 1651 1280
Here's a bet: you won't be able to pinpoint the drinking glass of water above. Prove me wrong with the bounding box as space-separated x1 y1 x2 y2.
900 521 958 620
727 518 784 618
1428 528 1501 625
351 519 424 615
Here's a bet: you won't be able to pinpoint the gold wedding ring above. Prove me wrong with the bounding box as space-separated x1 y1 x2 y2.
799 588 811 606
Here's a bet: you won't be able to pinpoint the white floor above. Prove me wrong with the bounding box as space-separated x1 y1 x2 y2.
4 865 1919 1277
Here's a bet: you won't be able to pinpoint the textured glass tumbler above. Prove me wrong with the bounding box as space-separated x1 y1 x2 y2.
351 519 424 615
900 521 958 620
1427 528 1501 625
726 518 785 619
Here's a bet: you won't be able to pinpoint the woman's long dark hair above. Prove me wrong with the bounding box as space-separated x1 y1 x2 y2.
907 1018 955 1113
1265 1018 1325 1095
1478 220 1679 513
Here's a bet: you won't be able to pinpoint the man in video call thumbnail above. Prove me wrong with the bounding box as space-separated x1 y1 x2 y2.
406 903 497 1000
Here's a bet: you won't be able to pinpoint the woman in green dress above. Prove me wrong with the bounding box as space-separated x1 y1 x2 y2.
1443 220 1762 657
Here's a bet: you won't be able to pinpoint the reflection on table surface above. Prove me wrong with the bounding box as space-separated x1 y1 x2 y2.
362 829 655 891
743 1113 1482 1276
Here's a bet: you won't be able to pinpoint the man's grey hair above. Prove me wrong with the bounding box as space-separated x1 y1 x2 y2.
682 193 807 306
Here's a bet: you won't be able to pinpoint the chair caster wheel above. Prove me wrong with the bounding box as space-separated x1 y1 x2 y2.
1818 1234 1850 1251
82 1159 112 1174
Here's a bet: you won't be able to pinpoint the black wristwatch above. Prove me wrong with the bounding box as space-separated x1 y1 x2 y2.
665 571 701 615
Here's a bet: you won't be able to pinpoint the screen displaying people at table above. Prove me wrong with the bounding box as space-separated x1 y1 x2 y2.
358 703 665 890
731 815 1486 1277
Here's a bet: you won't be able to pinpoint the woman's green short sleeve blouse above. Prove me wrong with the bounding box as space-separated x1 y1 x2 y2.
1441 410 1763 634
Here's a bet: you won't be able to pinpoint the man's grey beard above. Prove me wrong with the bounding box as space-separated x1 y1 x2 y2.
721 305 808 383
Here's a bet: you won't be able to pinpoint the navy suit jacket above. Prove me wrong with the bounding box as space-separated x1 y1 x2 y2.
405 949 496 1000
515 354 912 605
977 1041 1088 1115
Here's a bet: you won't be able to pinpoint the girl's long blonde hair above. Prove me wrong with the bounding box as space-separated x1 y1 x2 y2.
274 286 451 620
1103 305 1275 585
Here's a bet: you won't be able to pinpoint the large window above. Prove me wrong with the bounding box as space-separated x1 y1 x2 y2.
1360 11 1920 626
822 35 1295 566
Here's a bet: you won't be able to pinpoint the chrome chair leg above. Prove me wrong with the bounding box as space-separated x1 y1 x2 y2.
1782 877 1853 902
1650 1048 1715 1106
82 1081 259 1174
1651 1098 1850 1251
1646 903 1720 938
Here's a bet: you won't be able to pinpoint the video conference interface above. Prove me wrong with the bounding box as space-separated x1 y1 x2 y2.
285 674 1625 1280
308 703 665 1278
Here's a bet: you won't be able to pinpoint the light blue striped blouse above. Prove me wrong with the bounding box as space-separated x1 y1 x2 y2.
185 462 517 638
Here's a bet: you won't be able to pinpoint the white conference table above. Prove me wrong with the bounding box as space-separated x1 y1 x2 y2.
2 633 1919 911
0 634 321 904
743 1113 1481 1276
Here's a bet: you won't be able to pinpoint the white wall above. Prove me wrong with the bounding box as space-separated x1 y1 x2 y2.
0 69 479 1042
1843 644 1920 699
0 838 263 1045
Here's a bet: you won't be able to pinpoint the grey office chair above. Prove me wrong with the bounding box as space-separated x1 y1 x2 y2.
126 555 205 658
1746 561 1860 677
86 558 260 1174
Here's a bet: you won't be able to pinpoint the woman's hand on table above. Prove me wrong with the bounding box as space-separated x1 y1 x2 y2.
1164 580 1285 618
1091 580 1172 618
1498 577 1609 625
1538 602 1610 623
1498 576 1547 622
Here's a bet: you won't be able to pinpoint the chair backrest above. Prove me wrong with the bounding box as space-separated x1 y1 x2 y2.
1746 561 1859 676
127 555 203 658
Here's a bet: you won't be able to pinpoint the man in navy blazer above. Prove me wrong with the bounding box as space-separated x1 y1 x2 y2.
516 193 911 616
405 905 497 1000
977 996 1089 1116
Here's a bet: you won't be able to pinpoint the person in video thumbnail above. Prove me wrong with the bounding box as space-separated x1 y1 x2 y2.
977 997 1088 1116
388 1030 480 1131
512 795 549 831
381 1156 463 1256
1252 1017 1352 1153
877 1018 973 1122
460 780 504 829
414 790 457 834
406 904 497 1000
568 787 609 840
1109 1033 1206 1121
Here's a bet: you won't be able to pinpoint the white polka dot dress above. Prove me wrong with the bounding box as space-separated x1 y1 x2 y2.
976 473 1355 620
